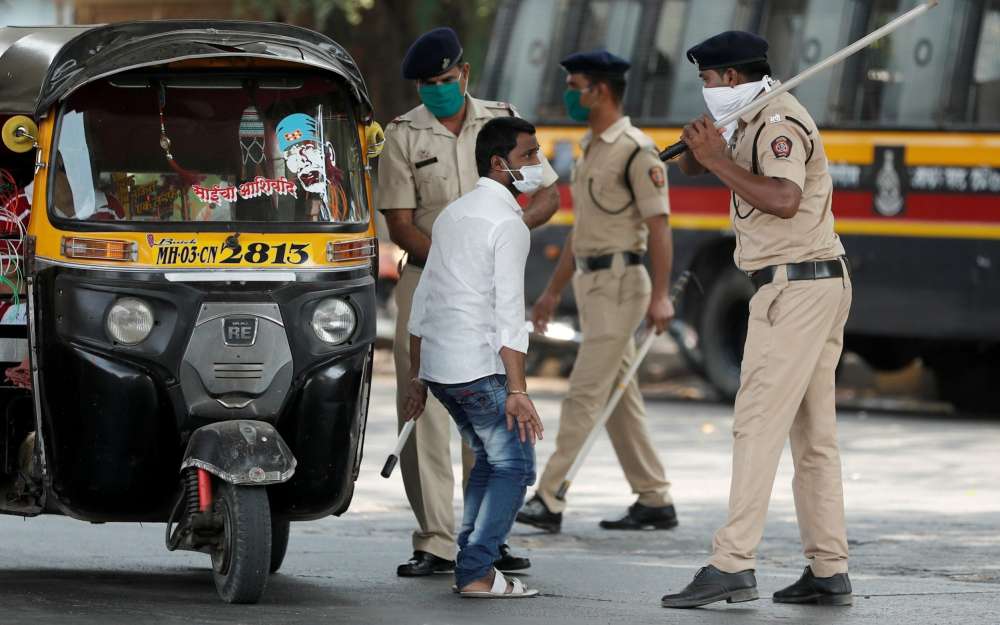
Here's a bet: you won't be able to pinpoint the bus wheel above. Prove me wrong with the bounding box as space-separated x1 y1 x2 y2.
698 266 754 400
210 482 271 604
932 361 999 414
849 337 918 371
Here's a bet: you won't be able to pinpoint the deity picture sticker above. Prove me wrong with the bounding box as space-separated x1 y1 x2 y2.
277 113 328 194
771 135 793 158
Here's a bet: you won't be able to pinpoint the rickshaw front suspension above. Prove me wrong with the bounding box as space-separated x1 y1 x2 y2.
166 468 223 552
197 468 213 511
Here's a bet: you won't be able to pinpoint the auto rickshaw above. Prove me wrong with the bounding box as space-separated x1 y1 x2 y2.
0 21 385 603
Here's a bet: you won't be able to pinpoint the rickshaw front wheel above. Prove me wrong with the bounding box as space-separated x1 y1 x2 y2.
270 519 290 574
210 481 272 604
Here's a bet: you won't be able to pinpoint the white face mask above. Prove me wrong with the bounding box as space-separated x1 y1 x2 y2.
702 76 773 142
502 161 545 194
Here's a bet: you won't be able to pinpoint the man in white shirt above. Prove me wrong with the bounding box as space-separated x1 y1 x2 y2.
403 117 545 598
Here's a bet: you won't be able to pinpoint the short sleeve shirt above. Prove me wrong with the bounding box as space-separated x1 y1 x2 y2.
376 95 559 237
570 116 670 257
729 91 845 271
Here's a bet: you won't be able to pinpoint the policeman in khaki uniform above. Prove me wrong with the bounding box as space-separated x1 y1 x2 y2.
661 32 854 609
377 27 559 577
516 50 678 534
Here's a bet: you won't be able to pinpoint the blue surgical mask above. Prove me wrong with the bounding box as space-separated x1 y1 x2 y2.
419 80 466 118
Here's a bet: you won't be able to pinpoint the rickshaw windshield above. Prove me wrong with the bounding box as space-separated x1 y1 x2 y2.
50 74 369 227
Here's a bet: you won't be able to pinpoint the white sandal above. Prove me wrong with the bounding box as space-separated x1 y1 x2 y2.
459 569 539 599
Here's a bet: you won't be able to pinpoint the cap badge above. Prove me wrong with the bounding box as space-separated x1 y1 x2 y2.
441 57 450 70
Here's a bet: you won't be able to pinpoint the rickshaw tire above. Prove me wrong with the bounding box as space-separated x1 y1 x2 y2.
269 518 290 574
212 482 272 604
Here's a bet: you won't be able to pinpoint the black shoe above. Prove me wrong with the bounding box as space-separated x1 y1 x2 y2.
773 566 853 606
396 551 455 577
516 495 562 533
494 544 531 572
661 565 759 609
599 502 678 530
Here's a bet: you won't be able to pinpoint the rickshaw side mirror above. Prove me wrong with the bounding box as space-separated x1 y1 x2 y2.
365 121 385 159
2 115 38 153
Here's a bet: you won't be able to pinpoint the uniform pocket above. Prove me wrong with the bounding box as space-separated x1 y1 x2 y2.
619 266 652 305
575 272 621 340
748 281 786 328
414 167 451 207
587 172 632 214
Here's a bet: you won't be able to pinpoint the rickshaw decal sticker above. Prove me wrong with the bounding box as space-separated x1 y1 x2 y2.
112 175 182 217
153 241 310 265
277 113 328 194
191 177 297 204
147 235 197 247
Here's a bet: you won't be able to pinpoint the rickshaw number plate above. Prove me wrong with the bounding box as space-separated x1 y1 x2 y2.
223 317 258 346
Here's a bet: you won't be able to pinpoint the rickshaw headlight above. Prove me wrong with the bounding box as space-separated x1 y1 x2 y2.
311 298 356 345
106 297 155 345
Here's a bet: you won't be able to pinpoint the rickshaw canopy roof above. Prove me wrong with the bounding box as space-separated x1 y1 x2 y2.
0 20 373 120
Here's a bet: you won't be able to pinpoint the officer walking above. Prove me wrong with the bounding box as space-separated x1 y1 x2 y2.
516 50 677 534
378 27 560 577
660 31 854 609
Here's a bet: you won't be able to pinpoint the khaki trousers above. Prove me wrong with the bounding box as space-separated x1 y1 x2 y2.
537 263 672 514
394 265 474 560
710 262 852 578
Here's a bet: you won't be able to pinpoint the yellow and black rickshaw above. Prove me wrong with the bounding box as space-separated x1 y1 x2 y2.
0 21 384 603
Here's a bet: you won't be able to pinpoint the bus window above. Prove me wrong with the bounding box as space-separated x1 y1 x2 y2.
576 0 642 59
972 0 1000 125
758 1 853 124
636 1 688 120
851 0 970 126
491 0 564 121
664 1 755 123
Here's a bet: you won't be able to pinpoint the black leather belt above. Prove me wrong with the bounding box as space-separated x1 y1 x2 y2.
749 258 847 291
578 251 643 273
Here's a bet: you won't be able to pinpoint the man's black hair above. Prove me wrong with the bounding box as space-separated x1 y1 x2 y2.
728 60 772 81
584 72 627 102
476 116 537 177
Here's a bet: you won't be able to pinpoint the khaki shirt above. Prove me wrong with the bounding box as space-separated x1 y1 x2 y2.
571 116 670 257
376 95 558 237
729 91 845 272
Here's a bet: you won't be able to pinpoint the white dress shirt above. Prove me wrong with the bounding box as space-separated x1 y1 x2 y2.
408 177 531 384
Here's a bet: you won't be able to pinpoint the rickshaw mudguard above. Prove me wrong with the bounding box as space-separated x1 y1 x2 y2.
180 420 296 486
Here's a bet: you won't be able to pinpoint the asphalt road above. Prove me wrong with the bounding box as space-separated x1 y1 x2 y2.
1 372 998 624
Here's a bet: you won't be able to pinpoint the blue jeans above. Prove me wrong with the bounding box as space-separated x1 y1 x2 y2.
427 374 536 588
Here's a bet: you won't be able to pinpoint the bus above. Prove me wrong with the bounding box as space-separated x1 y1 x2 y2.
479 0 1000 412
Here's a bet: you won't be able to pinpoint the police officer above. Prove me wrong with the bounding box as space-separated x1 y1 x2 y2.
378 27 560 577
516 50 677 534
660 31 853 609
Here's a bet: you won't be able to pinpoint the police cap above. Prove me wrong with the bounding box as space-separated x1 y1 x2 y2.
686 31 768 71
560 49 631 76
401 27 464 80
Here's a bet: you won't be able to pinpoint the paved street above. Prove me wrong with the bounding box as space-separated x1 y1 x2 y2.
1 366 998 624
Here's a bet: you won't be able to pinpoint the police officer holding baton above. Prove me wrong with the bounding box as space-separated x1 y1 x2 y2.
378 27 560 578
516 50 678 534
660 31 854 609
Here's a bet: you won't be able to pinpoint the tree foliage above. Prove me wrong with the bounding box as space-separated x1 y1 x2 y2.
238 0 500 120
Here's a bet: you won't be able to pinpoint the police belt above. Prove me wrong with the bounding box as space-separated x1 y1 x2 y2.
749 257 847 291
577 251 643 273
